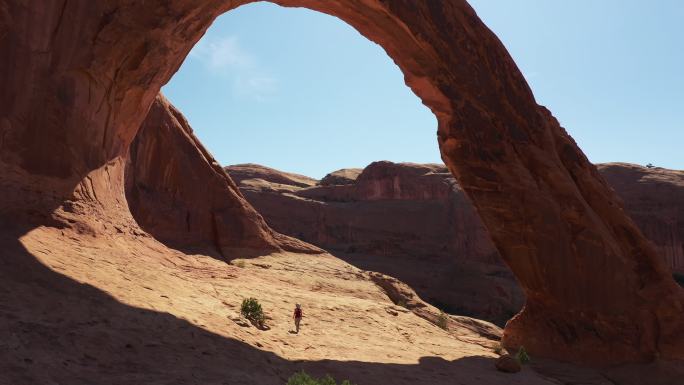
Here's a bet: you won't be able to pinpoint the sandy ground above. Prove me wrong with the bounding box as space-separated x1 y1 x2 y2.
0 223 557 385
1 224 682 384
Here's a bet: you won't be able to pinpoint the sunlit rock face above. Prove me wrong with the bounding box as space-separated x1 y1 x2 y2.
2 0 683 364
126 95 319 257
597 163 684 275
227 161 684 327
227 161 521 327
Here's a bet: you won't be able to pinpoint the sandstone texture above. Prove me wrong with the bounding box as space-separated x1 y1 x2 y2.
597 163 684 274
227 161 684 326
495 355 522 373
227 161 518 326
1 0 683 366
0 223 521 385
126 95 318 257
8 224 676 384
228 163 318 188
320 168 363 186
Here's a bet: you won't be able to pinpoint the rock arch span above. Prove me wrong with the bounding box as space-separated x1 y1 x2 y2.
0 0 682 365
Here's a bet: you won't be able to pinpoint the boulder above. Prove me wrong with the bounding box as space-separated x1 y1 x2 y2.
320 168 363 186
495 355 521 373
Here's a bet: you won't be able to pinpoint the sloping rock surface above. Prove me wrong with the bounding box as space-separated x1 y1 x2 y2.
228 163 318 188
597 163 684 274
227 162 684 325
2 0 683 365
126 95 319 257
320 168 363 186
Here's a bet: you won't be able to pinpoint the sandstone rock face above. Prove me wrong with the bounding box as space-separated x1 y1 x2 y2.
598 163 684 274
495 355 521 373
320 168 363 186
228 163 318 188
2 0 683 364
228 161 684 326
126 95 318 257
228 162 519 326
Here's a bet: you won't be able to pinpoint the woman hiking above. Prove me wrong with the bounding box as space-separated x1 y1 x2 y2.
293 304 303 333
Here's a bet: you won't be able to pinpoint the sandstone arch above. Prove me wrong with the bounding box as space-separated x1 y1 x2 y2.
1 0 682 365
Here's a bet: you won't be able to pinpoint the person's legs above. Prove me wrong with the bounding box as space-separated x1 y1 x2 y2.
295 317 301 333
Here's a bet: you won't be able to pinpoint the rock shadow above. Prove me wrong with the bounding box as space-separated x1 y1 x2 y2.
0 220 509 385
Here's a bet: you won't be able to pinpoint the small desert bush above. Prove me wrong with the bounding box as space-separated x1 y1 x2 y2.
494 342 506 355
286 371 355 385
515 346 531 365
231 259 246 268
240 297 265 327
436 310 449 330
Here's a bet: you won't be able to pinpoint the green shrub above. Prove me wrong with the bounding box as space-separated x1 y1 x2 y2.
493 342 506 355
436 310 449 330
515 346 531 365
286 372 317 385
286 371 355 385
240 297 265 327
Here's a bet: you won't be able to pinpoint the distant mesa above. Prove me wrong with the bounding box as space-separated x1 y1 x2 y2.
226 163 318 188
319 168 363 186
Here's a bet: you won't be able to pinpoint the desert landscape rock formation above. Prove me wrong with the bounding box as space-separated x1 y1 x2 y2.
126 95 320 257
226 161 684 327
2 0 684 382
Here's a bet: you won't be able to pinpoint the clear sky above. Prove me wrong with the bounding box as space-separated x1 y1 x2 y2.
162 1 684 178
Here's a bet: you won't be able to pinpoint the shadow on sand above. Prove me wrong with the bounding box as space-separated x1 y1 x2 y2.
2 215 682 385
0 219 509 385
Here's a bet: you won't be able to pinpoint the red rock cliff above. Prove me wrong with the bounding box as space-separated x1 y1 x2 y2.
126 95 318 257
598 163 684 274
228 161 684 326
227 162 518 326
2 0 683 364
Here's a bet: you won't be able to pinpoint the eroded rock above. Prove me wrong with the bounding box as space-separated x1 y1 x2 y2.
126 95 320 257
227 161 684 326
2 0 683 364
320 168 363 186
495 355 521 373
228 161 518 326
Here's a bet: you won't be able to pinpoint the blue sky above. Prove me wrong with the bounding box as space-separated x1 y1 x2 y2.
162 1 683 178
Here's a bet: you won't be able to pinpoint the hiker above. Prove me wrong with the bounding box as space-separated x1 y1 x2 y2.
293 303 303 333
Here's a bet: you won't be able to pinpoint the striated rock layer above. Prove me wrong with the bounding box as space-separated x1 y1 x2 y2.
598 163 684 275
125 95 318 257
227 162 684 325
227 162 520 326
1 0 683 364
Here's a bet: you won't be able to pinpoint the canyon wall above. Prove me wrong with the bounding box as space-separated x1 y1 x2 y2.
227 161 684 326
598 163 684 274
126 95 318 258
2 0 683 364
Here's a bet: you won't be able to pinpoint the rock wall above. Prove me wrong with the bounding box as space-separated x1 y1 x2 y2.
230 162 500 264
227 161 684 326
598 163 684 274
2 0 683 364
227 162 520 326
126 95 318 257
